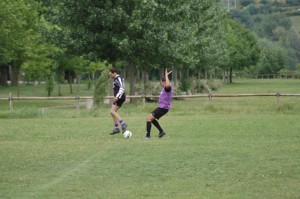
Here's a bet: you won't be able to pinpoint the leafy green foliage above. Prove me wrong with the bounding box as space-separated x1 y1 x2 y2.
54 0 233 78
178 78 191 93
0 0 64 86
93 68 109 108
0 0 40 62
221 17 260 81
257 39 289 74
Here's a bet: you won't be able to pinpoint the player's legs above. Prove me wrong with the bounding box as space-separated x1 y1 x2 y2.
145 113 155 138
145 108 168 138
110 101 127 135
110 105 121 134
110 104 121 122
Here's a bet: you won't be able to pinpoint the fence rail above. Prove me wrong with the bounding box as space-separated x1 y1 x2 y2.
241 74 300 79
1 93 300 111
1 93 300 101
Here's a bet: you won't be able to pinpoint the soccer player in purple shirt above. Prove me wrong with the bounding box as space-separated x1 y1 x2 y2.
108 68 127 135
145 68 173 139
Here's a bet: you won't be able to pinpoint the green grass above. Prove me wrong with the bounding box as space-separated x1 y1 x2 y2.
216 78 300 94
1 78 300 198
1 114 299 198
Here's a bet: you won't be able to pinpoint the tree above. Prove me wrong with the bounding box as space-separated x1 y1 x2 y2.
21 34 59 84
257 39 289 74
195 1 229 82
0 0 41 86
54 0 227 93
224 17 260 82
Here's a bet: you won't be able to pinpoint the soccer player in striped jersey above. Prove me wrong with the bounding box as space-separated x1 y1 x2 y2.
108 68 127 135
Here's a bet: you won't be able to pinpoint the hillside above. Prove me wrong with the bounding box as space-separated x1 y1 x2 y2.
290 15 300 31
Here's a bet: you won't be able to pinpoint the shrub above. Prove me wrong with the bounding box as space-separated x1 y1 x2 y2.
194 79 223 93
93 68 109 108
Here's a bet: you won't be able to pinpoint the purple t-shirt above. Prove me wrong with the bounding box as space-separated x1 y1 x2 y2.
158 86 173 109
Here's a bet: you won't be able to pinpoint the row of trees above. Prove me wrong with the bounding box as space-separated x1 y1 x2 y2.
0 0 298 100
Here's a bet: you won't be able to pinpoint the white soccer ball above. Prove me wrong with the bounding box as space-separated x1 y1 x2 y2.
123 130 132 138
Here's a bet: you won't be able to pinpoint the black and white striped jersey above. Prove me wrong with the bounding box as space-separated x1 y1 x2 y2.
113 75 126 100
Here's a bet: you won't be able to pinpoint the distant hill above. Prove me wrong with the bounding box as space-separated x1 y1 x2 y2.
290 16 300 31
221 0 300 32
221 0 300 16
223 0 300 71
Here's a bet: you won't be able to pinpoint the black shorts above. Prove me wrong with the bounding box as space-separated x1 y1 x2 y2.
151 107 169 120
113 98 126 107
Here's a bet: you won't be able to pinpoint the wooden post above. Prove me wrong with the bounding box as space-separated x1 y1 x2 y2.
76 96 80 111
142 94 145 107
208 93 212 101
9 92 13 111
275 92 280 104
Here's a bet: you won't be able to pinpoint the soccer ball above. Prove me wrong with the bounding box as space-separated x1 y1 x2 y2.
123 130 132 138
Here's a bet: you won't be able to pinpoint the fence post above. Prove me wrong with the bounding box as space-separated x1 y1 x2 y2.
9 92 13 111
142 94 146 107
275 92 280 104
208 93 212 101
76 96 80 111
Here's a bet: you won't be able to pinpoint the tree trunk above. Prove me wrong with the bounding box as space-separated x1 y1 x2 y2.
0 64 8 86
143 68 149 90
172 67 177 87
11 65 19 86
136 70 140 82
229 67 233 83
57 66 62 96
222 70 226 84
191 75 196 95
128 63 136 103
68 71 73 94
76 74 81 96
187 68 190 78
160 67 164 78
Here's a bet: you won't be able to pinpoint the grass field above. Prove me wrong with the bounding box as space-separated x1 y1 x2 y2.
0 79 300 198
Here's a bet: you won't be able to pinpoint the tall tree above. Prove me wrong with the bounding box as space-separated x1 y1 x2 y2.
224 18 260 82
0 0 41 86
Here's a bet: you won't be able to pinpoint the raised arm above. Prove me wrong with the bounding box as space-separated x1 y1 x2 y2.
165 68 172 88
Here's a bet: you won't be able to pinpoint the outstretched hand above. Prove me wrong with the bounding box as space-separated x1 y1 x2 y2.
165 68 172 76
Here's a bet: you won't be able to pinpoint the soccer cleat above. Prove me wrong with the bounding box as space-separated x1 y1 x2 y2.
121 124 127 133
144 133 151 139
110 129 120 135
158 131 166 138
144 136 151 139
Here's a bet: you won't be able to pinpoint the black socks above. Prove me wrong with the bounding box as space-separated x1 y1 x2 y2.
146 120 163 136
152 119 163 132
